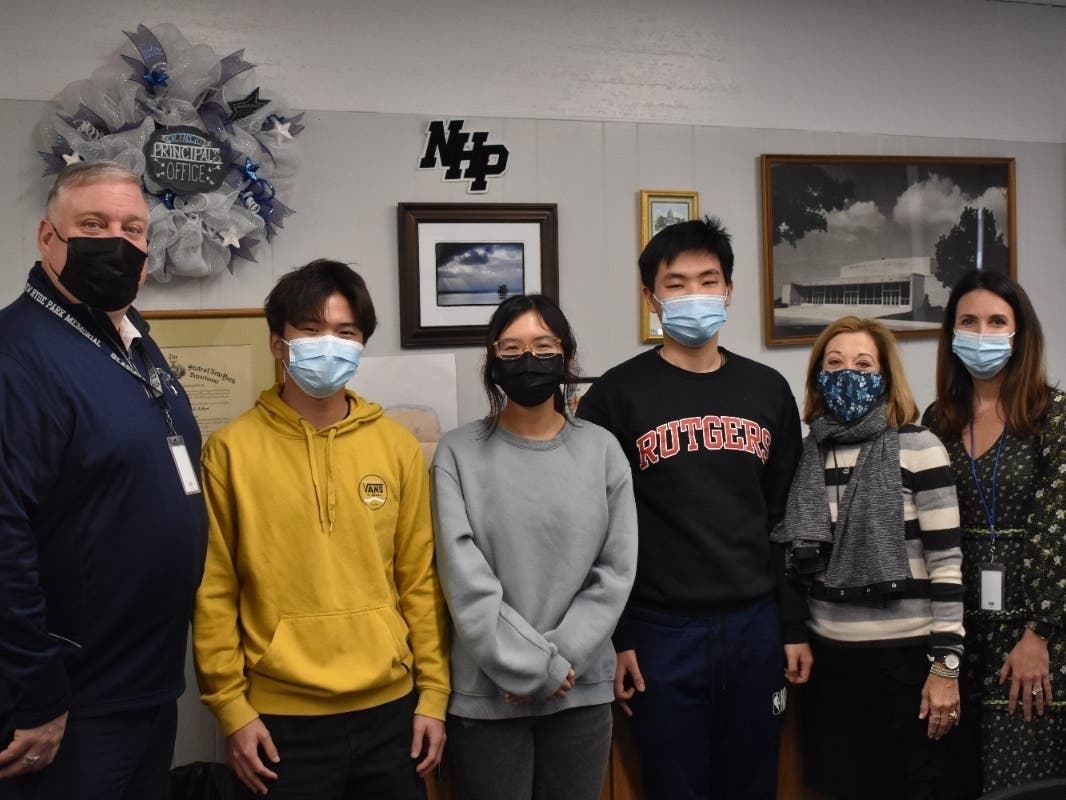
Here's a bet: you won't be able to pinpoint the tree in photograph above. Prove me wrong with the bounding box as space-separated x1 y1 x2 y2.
771 165 852 247
933 206 1008 289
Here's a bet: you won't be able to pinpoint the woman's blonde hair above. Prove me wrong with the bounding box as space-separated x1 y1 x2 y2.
802 316 918 428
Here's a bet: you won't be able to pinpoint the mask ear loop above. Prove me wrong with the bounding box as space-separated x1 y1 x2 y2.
42 221 70 282
46 220 71 245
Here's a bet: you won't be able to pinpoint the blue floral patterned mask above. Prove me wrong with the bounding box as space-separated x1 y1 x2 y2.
816 369 885 423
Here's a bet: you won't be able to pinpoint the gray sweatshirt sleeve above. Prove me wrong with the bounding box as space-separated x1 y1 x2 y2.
543 441 637 674
431 457 571 699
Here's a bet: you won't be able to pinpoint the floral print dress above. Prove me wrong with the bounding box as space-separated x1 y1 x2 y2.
924 389 1066 793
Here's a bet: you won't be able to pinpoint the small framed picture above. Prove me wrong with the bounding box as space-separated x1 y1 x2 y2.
397 203 559 348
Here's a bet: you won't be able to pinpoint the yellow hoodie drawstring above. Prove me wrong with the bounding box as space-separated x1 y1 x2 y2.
325 427 338 533
301 421 328 533
301 419 340 534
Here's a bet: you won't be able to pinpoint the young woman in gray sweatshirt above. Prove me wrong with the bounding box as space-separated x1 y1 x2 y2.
430 294 638 800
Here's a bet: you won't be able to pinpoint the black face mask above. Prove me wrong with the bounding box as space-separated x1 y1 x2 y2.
49 227 147 312
491 353 564 408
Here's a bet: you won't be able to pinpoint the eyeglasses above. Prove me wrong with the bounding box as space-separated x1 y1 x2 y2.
494 336 562 360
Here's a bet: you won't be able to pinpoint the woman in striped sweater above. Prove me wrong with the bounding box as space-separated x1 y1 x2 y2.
772 316 964 800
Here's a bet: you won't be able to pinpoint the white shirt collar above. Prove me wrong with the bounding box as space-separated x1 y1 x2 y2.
117 314 142 352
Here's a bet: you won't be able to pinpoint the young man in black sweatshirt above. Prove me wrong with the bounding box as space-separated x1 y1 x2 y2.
577 217 810 800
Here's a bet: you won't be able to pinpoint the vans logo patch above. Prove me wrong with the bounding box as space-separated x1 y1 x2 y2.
359 475 387 509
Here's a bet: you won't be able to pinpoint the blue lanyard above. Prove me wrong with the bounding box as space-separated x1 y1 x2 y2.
968 424 1005 546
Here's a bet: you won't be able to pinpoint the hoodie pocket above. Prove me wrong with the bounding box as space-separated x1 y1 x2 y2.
253 605 413 694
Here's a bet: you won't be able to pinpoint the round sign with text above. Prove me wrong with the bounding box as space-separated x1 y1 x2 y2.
144 125 226 194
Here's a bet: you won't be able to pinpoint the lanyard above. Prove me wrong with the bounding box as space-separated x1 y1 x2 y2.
968 423 1005 548
24 282 177 436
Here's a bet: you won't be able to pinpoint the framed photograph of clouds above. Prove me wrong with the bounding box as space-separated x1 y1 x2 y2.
761 155 1015 347
397 203 559 347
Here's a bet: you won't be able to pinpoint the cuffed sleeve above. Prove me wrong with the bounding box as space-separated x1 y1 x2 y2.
192 447 258 736
543 443 638 674
907 430 964 659
766 386 805 641
0 354 71 728
1027 391 1066 634
392 445 451 720
431 454 569 700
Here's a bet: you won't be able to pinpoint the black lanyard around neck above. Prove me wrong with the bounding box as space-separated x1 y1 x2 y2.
24 282 177 436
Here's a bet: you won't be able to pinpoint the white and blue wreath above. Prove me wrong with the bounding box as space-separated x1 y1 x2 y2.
35 22 304 280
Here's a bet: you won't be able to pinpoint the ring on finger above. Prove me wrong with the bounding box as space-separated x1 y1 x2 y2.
23 754 41 766
948 710 959 720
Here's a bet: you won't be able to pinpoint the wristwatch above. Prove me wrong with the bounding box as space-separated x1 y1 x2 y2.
1026 620 1055 641
938 653 961 671
928 652 961 670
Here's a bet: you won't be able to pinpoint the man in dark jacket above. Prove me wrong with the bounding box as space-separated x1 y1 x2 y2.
0 161 207 798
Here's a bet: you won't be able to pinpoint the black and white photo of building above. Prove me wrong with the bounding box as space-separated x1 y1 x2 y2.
762 156 1014 345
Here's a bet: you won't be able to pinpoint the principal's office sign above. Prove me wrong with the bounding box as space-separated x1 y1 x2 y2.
144 125 226 194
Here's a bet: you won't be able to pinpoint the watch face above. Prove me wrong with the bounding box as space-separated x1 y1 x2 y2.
944 654 960 670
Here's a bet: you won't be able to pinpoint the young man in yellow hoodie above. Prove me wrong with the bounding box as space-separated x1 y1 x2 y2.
192 259 449 799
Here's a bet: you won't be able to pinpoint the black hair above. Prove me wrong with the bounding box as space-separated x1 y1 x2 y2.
480 294 579 435
637 215 734 290
265 259 377 342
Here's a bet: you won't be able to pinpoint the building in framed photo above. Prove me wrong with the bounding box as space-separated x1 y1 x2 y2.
776 255 951 330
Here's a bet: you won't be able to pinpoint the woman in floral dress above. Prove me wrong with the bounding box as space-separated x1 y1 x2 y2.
923 269 1066 797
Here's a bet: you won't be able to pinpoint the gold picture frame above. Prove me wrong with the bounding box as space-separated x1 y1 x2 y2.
638 190 699 343
141 308 282 438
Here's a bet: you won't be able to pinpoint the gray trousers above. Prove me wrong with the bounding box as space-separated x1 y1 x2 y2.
446 703 613 800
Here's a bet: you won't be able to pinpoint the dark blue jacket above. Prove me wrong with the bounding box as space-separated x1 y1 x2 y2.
0 265 207 728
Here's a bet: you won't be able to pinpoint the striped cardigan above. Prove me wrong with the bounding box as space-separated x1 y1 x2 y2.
806 424 964 659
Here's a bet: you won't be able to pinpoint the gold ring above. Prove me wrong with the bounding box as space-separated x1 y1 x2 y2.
948 710 958 720
23 754 41 765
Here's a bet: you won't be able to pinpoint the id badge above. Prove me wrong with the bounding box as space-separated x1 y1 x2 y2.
980 563 1005 611
167 435 202 495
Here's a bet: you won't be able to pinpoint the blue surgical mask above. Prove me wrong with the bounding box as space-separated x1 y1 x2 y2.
655 292 728 347
817 369 885 423
284 335 364 399
951 330 1014 379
